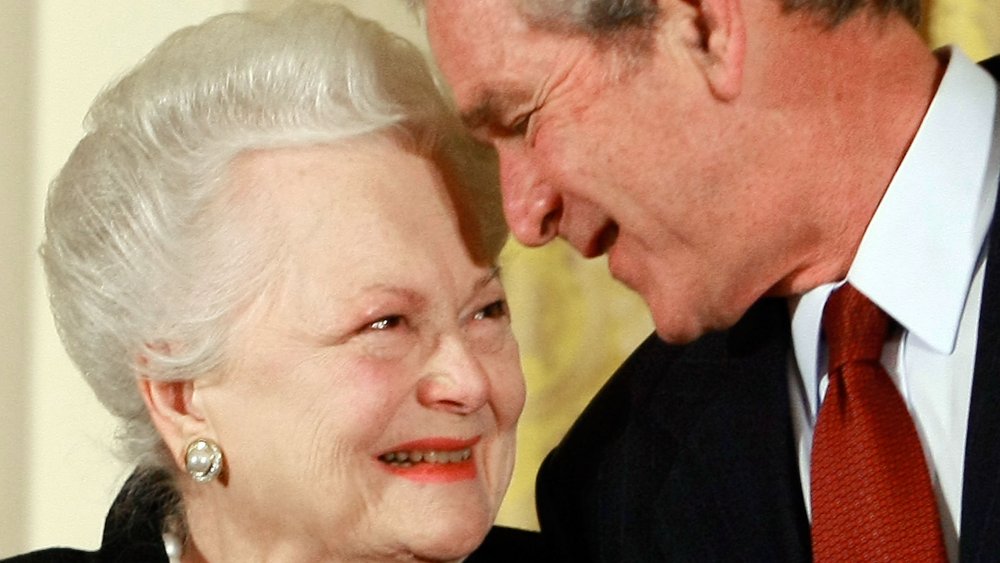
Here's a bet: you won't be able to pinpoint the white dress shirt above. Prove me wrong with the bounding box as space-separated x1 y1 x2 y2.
788 47 1000 562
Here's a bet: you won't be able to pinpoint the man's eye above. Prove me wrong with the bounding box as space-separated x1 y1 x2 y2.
368 316 403 331
473 300 509 321
510 112 533 136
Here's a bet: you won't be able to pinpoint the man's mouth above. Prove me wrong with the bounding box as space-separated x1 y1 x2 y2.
378 448 473 468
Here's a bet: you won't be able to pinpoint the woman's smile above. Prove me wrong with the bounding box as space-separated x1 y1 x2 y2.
377 436 481 482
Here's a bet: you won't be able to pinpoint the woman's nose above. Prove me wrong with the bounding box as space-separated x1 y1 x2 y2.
416 337 490 415
498 148 562 247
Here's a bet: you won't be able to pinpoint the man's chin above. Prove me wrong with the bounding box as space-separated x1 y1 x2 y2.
649 299 727 344
652 298 756 344
653 321 705 345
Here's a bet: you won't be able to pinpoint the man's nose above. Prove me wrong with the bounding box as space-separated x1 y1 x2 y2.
498 148 561 247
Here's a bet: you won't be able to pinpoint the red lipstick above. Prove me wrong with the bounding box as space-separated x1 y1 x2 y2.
377 436 479 483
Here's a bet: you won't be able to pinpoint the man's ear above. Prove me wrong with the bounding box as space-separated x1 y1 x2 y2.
689 0 746 100
138 369 210 473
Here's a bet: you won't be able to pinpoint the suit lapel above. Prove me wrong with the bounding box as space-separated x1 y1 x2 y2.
648 299 811 560
960 54 1000 563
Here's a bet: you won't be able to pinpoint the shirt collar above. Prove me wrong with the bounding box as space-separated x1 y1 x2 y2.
849 47 999 353
791 46 1000 418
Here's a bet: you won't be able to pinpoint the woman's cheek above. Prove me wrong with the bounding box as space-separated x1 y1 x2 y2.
490 343 526 429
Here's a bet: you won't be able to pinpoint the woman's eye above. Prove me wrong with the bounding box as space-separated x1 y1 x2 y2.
368 316 403 331
473 300 509 321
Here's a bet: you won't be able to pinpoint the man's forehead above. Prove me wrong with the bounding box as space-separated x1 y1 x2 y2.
425 2 497 77
426 0 533 58
425 3 537 127
425 0 512 24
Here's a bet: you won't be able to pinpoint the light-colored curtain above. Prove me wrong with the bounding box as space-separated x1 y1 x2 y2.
925 0 1000 59
495 0 1000 530
497 242 653 528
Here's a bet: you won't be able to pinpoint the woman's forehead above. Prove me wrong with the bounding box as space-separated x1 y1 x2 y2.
223 140 489 311
225 141 454 234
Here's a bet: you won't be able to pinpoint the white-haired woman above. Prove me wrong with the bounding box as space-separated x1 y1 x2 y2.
4 3 540 562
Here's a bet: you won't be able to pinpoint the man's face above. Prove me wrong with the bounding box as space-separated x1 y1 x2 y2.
426 0 773 342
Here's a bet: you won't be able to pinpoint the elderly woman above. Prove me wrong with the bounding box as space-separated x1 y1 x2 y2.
4 3 539 562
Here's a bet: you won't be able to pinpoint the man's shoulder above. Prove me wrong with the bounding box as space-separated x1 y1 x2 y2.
465 526 545 563
535 297 797 560
605 296 791 397
0 548 96 563
981 54 1000 77
544 296 791 473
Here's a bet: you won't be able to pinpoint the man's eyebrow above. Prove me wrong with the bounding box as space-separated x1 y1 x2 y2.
460 90 505 131
459 84 532 131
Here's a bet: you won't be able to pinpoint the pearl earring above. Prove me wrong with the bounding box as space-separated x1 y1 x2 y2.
185 438 224 483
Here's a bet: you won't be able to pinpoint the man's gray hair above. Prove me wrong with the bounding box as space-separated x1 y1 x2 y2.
516 0 921 31
411 0 920 35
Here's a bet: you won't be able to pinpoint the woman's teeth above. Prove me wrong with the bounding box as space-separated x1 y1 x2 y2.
379 448 472 467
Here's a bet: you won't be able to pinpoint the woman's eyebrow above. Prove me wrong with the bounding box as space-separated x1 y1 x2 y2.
356 284 427 308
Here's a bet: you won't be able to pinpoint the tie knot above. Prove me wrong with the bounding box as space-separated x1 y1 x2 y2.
822 283 889 370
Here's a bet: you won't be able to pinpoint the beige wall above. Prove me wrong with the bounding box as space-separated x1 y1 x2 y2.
249 0 428 47
1 2 245 556
0 0 36 553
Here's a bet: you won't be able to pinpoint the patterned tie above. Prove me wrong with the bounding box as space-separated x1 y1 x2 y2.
810 283 947 562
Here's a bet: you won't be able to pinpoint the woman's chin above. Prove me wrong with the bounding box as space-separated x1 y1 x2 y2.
407 515 491 561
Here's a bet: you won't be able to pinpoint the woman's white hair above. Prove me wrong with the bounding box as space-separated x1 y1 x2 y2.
41 1 501 471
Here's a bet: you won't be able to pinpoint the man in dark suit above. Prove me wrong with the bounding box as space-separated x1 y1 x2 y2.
418 0 1000 560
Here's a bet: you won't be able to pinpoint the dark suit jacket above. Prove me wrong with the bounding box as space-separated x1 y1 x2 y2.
2 471 543 563
536 55 1000 562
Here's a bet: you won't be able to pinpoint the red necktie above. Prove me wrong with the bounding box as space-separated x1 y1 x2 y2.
811 283 947 562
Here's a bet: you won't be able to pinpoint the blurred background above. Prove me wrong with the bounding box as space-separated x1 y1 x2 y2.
1 0 997 556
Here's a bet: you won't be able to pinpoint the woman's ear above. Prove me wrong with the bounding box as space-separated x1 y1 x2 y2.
137 361 211 472
688 0 746 100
